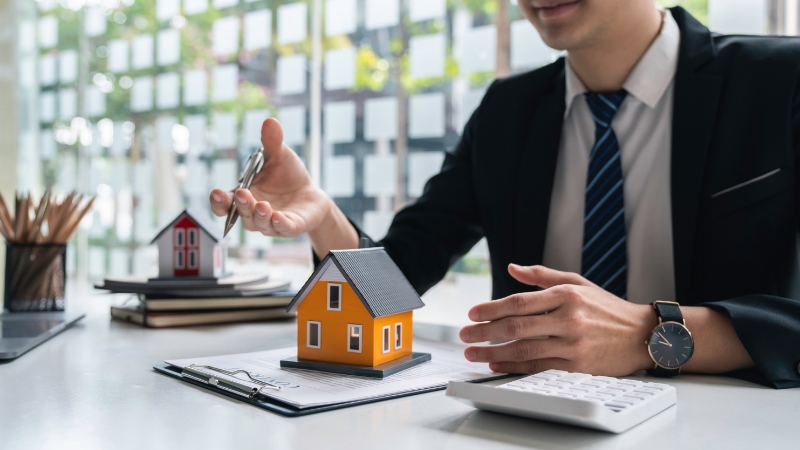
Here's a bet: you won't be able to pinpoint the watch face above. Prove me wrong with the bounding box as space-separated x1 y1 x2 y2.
648 322 694 369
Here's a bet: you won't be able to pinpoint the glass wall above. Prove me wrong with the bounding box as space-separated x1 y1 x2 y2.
16 0 794 284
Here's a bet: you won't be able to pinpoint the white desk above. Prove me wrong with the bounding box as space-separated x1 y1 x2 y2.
2 293 798 450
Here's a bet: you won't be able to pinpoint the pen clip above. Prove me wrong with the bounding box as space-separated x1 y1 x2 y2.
181 364 281 399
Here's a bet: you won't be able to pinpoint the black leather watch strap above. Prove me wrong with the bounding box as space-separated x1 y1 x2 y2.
653 302 683 324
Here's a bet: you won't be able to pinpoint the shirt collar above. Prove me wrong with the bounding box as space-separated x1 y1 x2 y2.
564 9 681 116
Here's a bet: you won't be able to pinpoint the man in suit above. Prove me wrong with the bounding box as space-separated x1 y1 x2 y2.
211 1 800 388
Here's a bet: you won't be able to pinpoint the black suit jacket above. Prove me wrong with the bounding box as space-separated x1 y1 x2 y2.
361 8 800 388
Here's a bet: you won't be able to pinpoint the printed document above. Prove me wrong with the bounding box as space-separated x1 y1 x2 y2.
165 339 502 408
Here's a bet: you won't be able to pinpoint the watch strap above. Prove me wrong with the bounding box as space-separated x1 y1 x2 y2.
646 365 680 377
653 301 683 324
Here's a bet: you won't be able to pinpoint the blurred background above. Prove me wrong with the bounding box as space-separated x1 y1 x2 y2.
0 0 796 323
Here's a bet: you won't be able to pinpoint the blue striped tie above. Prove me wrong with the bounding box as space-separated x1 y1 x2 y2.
582 91 628 298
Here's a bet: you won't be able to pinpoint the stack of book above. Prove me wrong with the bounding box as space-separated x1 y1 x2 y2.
97 273 296 328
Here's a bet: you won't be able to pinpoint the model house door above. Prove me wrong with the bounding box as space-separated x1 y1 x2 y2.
173 216 200 277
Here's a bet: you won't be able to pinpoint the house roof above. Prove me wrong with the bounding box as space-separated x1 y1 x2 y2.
286 247 425 318
149 208 225 244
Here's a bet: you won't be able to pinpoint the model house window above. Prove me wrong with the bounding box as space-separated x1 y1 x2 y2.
175 229 185 246
382 326 390 354
394 323 402 350
327 284 342 311
175 250 185 269
307 321 321 348
188 229 197 246
347 324 362 353
188 250 198 269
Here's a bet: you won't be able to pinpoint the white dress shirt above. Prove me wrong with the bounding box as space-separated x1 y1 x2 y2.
541 10 680 304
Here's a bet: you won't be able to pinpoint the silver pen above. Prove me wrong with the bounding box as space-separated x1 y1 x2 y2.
224 147 265 237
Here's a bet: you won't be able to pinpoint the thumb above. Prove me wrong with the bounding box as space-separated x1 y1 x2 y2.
260 117 286 158
508 264 594 289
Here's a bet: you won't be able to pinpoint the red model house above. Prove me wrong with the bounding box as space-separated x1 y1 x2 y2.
151 209 227 279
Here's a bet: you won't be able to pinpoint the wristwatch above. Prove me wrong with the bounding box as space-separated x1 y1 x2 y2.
645 301 694 377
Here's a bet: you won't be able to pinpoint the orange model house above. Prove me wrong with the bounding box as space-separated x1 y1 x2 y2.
280 246 429 377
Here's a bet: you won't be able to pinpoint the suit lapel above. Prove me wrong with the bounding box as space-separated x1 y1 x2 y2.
670 8 724 302
513 68 566 291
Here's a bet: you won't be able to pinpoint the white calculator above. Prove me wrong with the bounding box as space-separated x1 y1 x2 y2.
446 370 676 433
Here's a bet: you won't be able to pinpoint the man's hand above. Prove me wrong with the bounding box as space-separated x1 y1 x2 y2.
459 264 656 376
209 118 359 255
209 118 331 238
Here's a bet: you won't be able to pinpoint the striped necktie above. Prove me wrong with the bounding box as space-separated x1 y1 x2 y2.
581 91 628 298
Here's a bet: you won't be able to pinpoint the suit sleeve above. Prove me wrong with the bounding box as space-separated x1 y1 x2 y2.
698 68 800 389
342 91 490 296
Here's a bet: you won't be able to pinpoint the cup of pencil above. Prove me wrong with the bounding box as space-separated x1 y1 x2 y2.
0 191 94 312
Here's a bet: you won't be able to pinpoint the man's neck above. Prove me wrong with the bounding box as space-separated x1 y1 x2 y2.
567 4 663 93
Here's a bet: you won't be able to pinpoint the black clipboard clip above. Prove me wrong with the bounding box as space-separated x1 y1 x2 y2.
180 364 281 399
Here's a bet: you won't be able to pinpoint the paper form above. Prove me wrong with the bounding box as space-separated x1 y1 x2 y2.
166 339 499 408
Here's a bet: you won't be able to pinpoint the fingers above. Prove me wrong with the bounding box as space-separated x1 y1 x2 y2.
234 189 257 220
464 338 568 363
460 314 561 343
508 264 594 289
210 189 233 217
468 289 567 322
270 210 300 237
488 358 571 374
251 200 275 232
261 118 285 158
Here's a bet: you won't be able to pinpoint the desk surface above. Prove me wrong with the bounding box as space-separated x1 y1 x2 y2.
2 294 799 450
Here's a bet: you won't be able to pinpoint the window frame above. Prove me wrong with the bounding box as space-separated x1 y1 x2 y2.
188 249 198 269
382 325 391 354
347 324 362 353
394 322 402 350
188 228 197 247
327 283 342 311
175 228 185 247
174 249 185 269
307 321 321 349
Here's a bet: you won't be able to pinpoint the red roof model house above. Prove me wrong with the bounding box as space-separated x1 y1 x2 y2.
150 209 227 279
280 245 430 378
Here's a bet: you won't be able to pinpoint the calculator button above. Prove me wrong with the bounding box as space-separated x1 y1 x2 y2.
612 398 637 405
529 374 558 381
591 376 617 383
506 382 528 388
580 381 605 389
528 387 556 394
570 385 594 392
519 377 543 385
626 392 652 399
616 379 642 386
620 395 645 403
541 369 569 376
633 387 660 395
584 395 611 401
607 384 634 391
641 382 669 390
556 373 592 384
555 392 579 398
596 389 624 396
563 389 588 396
543 381 571 389
586 392 613 399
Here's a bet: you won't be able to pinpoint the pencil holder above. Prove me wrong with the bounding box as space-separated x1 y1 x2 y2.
4 243 67 312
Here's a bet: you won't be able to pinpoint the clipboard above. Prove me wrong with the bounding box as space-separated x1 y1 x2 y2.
153 363 511 417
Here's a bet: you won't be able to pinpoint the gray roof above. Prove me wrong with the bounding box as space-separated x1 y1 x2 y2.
286 247 425 318
149 208 225 244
